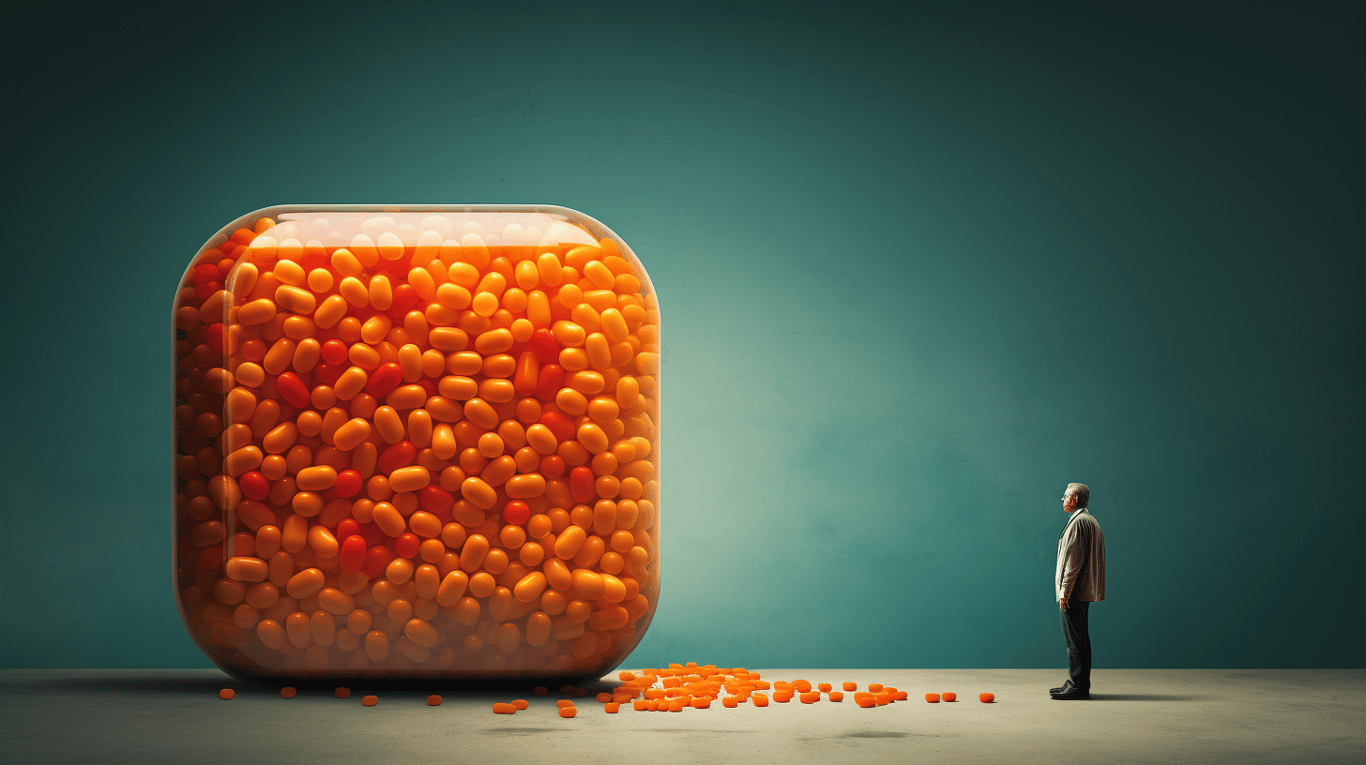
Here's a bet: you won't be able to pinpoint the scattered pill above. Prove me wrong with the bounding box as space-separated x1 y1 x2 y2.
512 699 529 710
596 692 612 703
427 695 442 706
280 687 296 698
219 688 235 700
842 682 857 692
533 687 549 696
925 693 940 703
362 695 378 706
559 706 577 718
335 687 351 698
492 702 517 714
980 693 995 703
942 692 956 702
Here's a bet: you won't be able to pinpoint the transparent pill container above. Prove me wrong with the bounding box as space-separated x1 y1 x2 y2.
172 205 660 685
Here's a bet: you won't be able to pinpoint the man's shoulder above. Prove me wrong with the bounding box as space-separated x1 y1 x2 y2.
1077 511 1102 530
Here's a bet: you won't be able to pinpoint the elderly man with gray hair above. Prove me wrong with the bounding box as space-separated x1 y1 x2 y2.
1051 482 1105 700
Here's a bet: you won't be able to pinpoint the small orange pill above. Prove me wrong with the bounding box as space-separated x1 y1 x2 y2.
722 696 738 708
605 702 619 713
219 688 235 700
280 687 297 698
556 699 574 708
335 687 351 698
943 692 957 702
427 695 442 706
362 695 378 706
533 686 549 696
752 693 769 707
492 702 517 714
980 692 995 703
818 683 832 693
596 692 612 703
925 693 940 703
800 691 820 704
512 699 529 710
829 692 844 702
842 682 857 692
559 706 577 718
869 683 884 693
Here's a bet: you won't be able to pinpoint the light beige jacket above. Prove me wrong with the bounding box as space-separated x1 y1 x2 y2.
1055 508 1105 602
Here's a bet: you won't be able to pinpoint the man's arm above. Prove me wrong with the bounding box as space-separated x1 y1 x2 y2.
1059 524 1089 610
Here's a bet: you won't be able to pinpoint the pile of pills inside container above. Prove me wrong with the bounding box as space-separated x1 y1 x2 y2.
175 212 659 679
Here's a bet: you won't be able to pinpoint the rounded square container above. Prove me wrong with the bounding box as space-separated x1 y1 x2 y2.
172 205 660 685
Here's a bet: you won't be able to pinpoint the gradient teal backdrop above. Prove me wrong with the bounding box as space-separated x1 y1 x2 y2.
1 1 1361 670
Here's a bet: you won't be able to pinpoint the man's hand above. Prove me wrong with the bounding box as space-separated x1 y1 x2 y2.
1059 597 1068 611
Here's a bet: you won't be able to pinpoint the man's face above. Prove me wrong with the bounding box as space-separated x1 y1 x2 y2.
1061 492 1077 512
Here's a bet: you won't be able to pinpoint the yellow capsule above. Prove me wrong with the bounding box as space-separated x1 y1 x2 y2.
463 398 499 430
514 571 548 603
375 231 404 261
552 320 586 347
559 347 589 372
471 292 498 317
512 259 539 290
523 424 557 456
360 315 392 345
389 466 431 493
571 303 601 333
584 290 618 312
588 397 620 424
286 568 325 599
479 378 515 403
331 418 372 451
478 432 505 459
439 375 478 400
461 477 497 510
557 282 583 309
481 353 516 378
381 384 424 411
308 525 339 558
543 557 573 590
554 526 586 560
425 396 463 423
474 328 514 355
223 445 262 477
428 424 457 460
239 298 277 326
584 333 611 370
337 276 369 308
313 294 347 329
365 629 390 661
635 351 660 374
436 570 469 607
226 387 257 424
616 376 640 410
275 285 316 314
225 556 268 582
505 474 546 499
369 274 393 310
397 343 424 381
386 557 414 585
263 423 300 455
407 409 433 448
566 370 605 395
331 366 368 401
262 338 295 375
372 501 406 537
329 248 363 277
428 327 468 351
555 388 588 416
460 534 490 573
317 587 354 615
292 338 321 374
577 422 609 454
570 568 606 599
348 342 381 370
600 308 629 344
296 466 337 491
526 290 552 328
307 267 333 293
373 406 404 444
536 252 564 287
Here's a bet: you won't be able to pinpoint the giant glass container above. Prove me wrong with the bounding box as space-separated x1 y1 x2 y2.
172 205 660 684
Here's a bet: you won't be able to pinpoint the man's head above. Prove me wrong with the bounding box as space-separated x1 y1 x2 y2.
1062 483 1090 512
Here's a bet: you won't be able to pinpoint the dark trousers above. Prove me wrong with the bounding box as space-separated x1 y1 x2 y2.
1061 600 1092 690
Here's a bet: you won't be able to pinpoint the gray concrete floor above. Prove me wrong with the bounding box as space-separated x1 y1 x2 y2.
2 668 1362 764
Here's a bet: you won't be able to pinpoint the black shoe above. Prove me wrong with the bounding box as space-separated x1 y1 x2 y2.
1051 688 1090 700
1049 680 1074 695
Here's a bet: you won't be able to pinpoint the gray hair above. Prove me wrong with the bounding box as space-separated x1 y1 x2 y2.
1065 483 1090 508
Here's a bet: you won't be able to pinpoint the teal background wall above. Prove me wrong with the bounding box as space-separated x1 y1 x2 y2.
1 1 1361 670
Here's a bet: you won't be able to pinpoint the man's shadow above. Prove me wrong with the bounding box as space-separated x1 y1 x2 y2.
1090 693 1214 701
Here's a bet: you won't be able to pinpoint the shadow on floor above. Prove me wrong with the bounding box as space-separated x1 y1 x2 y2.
1091 693 1216 702
0 673 619 698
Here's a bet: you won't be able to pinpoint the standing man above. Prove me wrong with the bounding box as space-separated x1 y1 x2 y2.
1051 483 1105 700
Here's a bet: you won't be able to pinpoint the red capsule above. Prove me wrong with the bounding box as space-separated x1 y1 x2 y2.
503 500 530 526
217 259 235 279
514 352 540 397
419 485 455 515
357 521 385 546
529 329 559 364
321 339 349 365
388 284 420 316
536 364 565 402
340 535 367 572
415 378 437 397
361 545 394 579
334 470 363 498
570 467 595 504
205 323 226 354
336 518 362 540
365 362 403 398
195 281 222 300
314 362 343 386
395 533 420 559
377 441 417 473
276 373 311 408
240 471 270 501
539 410 575 442
194 263 220 285
540 455 566 479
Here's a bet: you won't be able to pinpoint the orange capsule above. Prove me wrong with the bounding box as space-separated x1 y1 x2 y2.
925 693 940 703
943 692 957 702
219 688 235 700
980 693 995 703
362 695 379 706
